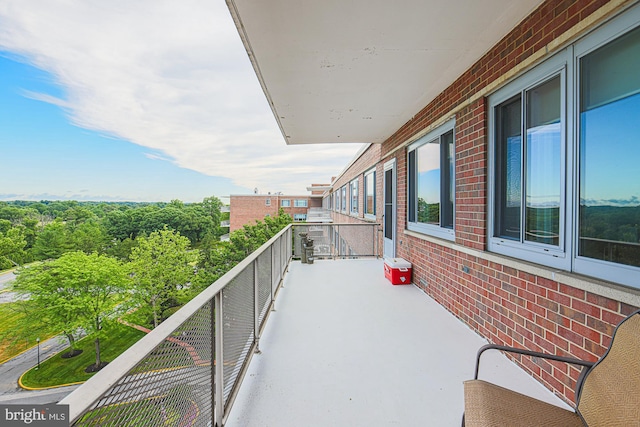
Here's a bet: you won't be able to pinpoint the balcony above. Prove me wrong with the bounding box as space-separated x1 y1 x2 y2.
305 207 333 223
60 224 570 426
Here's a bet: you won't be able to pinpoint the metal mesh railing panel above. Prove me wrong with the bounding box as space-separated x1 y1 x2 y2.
221 265 255 404
333 224 377 257
293 224 379 259
292 225 309 258
257 249 272 327
65 226 296 427
74 304 213 426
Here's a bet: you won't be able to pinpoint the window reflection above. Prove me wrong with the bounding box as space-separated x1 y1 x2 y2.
579 27 640 267
417 139 441 225
495 97 522 240
526 76 561 245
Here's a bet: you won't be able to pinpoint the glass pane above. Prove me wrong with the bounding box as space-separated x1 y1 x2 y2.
417 139 441 225
408 150 416 222
365 172 375 214
384 169 393 239
579 26 640 267
441 130 454 229
525 76 561 245
495 96 522 239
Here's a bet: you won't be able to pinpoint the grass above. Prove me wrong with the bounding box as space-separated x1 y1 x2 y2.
0 302 60 363
20 323 146 388
78 393 198 426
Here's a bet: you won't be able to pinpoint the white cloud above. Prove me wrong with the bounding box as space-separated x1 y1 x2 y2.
0 0 363 194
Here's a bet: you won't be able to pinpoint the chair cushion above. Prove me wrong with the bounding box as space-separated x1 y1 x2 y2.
464 380 584 427
578 313 640 426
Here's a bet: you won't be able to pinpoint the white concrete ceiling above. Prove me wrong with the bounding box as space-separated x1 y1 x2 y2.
227 0 543 145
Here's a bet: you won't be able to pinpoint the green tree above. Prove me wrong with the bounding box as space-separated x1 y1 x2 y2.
0 226 27 269
129 229 198 328
14 252 129 370
31 221 69 260
69 221 108 254
195 209 291 292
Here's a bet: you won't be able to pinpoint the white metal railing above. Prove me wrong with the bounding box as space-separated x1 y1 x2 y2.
60 226 292 427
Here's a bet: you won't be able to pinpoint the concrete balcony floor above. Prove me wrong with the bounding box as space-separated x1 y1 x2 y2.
227 258 571 427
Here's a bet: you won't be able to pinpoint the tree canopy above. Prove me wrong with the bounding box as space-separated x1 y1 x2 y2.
14 252 129 370
129 229 198 328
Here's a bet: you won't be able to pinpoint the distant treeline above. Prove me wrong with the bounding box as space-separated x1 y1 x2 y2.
0 197 232 269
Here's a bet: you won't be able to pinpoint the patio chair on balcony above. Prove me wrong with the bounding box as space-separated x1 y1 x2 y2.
462 309 640 426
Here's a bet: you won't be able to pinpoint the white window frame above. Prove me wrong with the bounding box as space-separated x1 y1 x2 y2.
281 199 291 207
488 4 640 288
572 6 640 287
488 51 570 270
341 186 347 213
294 199 308 207
364 167 376 220
407 118 456 241
265 198 271 207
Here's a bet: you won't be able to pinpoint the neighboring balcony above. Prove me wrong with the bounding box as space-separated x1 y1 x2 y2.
60 224 569 426
305 207 333 223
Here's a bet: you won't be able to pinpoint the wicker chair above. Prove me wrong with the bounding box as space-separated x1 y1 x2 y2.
463 309 640 426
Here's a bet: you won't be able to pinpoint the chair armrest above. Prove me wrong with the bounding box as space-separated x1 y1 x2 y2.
474 344 595 380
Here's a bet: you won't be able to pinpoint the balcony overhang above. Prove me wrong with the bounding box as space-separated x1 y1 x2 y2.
226 0 543 145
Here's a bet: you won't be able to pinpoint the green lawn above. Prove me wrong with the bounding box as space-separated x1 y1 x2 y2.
21 323 146 388
77 394 193 426
0 302 60 363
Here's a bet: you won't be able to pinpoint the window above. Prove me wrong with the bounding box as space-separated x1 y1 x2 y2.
294 199 308 207
265 198 271 206
350 179 359 215
489 5 640 287
490 50 567 269
495 76 562 246
364 168 376 218
293 213 307 221
341 186 347 213
281 199 291 207
575 19 640 284
407 118 455 240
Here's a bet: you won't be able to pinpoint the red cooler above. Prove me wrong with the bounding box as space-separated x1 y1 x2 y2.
384 258 412 285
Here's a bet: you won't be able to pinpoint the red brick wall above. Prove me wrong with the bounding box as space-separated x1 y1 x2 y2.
230 195 279 231
230 195 311 231
401 242 638 403
324 0 640 404
454 99 487 250
329 144 384 254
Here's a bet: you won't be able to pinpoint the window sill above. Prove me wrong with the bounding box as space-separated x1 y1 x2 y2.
402 229 640 308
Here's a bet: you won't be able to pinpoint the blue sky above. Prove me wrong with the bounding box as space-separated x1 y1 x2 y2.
0 55 245 202
0 1 362 203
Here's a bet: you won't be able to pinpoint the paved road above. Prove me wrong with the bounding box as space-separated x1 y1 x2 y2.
0 270 20 304
0 335 78 404
0 271 15 290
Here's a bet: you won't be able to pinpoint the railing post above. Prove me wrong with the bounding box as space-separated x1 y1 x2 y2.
373 224 376 257
253 258 261 354
214 291 224 427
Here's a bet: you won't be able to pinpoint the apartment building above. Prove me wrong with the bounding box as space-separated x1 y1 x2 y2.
230 0 640 404
229 193 321 231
